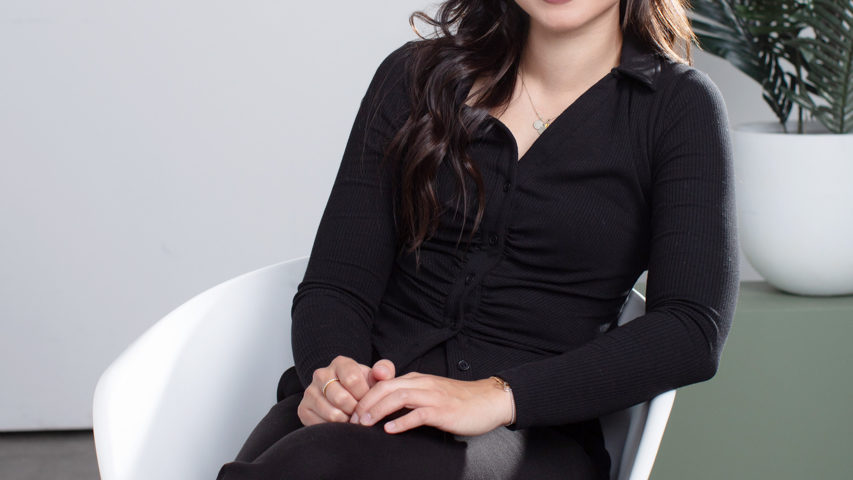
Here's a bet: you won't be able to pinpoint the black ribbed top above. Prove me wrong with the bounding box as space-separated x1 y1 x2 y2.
291 31 739 433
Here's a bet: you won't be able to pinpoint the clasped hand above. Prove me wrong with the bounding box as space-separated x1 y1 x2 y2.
297 355 513 436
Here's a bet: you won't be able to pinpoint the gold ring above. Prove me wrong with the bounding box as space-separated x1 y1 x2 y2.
322 377 340 398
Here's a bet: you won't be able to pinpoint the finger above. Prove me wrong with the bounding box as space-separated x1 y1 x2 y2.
353 375 421 422
313 367 342 402
361 387 438 427
317 401 350 423
369 359 396 386
310 367 350 414
298 392 330 426
311 359 363 415
358 364 372 393
311 366 333 391
323 379 358 415
384 406 440 434
334 358 371 400
307 385 350 423
297 402 325 426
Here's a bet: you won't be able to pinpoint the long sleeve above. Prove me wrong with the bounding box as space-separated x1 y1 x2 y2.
290 42 414 388
494 68 740 429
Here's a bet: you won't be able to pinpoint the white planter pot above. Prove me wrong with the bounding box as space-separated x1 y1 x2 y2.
732 121 853 296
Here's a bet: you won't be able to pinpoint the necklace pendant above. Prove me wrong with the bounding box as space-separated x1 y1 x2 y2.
533 119 549 135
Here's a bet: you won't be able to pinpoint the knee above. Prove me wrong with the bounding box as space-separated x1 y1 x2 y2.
280 423 369 478
219 422 378 480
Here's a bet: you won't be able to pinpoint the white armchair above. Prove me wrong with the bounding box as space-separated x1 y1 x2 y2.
93 256 675 480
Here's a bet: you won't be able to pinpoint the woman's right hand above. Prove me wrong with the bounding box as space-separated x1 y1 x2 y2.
297 355 395 426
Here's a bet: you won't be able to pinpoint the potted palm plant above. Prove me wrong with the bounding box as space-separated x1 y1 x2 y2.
688 0 853 296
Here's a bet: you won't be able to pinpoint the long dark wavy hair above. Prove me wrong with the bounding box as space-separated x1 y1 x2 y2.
381 0 698 268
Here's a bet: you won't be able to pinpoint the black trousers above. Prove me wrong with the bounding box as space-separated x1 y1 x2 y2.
217 345 610 480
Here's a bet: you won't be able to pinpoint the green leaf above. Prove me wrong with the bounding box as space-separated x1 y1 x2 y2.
689 0 797 124
691 0 853 133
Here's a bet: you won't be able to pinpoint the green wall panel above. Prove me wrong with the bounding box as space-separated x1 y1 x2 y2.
649 282 853 479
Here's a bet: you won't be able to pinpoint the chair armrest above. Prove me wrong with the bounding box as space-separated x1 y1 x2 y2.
93 257 306 480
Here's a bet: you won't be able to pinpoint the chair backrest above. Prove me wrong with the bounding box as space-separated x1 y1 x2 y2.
93 257 674 480
93 257 306 480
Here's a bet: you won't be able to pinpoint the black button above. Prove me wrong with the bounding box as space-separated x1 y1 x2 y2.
464 273 474 285
457 360 470 371
488 234 498 245
503 182 510 192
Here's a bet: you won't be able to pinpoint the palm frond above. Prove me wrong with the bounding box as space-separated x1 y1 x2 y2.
688 0 806 125
783 0 853 133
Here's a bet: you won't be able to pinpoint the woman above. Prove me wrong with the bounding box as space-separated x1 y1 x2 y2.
218 0 739 478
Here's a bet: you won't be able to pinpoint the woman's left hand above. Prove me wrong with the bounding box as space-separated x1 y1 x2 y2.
349 372 514 436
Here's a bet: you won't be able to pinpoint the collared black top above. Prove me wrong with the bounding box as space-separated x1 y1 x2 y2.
291 29 739 438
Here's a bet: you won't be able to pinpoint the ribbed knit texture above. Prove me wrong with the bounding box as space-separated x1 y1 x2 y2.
291 31 739 435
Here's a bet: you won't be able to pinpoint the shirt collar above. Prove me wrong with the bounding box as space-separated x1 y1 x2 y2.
613 29 663 91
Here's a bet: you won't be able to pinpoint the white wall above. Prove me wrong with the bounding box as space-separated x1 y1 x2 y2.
1 1 766 430
0 0 434 431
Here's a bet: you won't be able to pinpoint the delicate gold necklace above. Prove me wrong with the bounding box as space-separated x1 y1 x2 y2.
519 67 552 135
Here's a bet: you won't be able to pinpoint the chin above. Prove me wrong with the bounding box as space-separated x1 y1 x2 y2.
535 16 589 33
515 0 620 35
